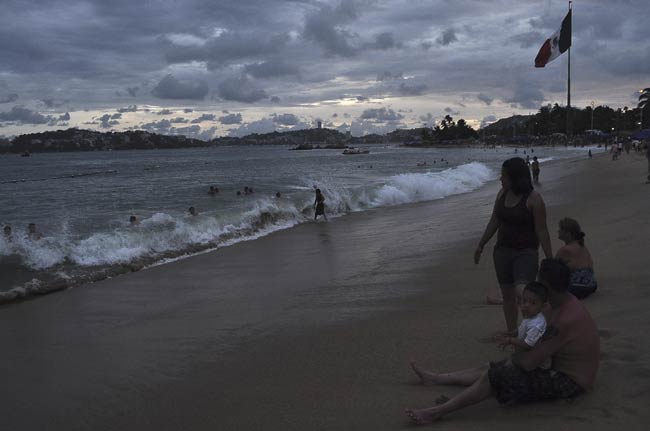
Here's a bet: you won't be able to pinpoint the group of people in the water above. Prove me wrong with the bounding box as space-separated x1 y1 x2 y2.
2 223 43 242
404 156 600 425
127 185 287 227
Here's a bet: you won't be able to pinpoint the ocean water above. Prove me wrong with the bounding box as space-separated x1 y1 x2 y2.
0 143 598 300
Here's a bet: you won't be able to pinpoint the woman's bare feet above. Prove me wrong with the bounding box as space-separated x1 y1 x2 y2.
404 406 444 425
410 361 440 386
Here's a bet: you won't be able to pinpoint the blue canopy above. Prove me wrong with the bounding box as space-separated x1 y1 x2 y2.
632 129 650 140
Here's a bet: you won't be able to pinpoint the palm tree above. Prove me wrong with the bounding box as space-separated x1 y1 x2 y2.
639 88 650 129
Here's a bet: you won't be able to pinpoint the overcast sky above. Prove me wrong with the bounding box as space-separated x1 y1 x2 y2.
1 0 648 139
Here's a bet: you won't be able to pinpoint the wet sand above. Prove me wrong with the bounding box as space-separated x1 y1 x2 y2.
2 149 650 430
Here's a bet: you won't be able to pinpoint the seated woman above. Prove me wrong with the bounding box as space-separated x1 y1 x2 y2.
555 217 597 298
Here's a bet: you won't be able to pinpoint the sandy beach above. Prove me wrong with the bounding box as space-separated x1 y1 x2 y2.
2 149 650 430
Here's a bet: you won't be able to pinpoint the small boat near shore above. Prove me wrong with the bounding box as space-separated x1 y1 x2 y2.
342 147 369 155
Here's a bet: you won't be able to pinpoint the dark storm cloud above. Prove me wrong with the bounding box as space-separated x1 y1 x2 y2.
272 113 300 126
1 94 19 104
219 113 242 124
47 112 70 126
444 107 460 116
162 31 290 69
477 93 493 105
2 0 649 136
376 71 403 81
397 82 427 97
302 0 360 56
436 28 457 46
511 31 544 49
244 59 300 79
191 114 217 123
229 118 277 137
152 75 209 100
97 114 120 129
41 98 69 108
507 81 545 110
217 76 268 103
365 32 401 50
0 106 53 124
360 107 403 122
127 86 139 97
117 105 138 113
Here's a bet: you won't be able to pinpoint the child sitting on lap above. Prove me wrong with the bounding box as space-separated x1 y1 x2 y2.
496 281 551 369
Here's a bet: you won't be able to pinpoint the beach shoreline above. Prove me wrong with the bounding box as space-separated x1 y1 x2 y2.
2 150 649 430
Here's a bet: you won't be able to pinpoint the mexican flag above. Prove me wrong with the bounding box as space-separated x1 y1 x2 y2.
535 10 571 68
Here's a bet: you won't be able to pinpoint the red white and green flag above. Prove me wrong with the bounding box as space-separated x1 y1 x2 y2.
534 10 572 67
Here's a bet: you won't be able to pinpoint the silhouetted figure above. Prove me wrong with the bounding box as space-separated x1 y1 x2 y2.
313 189 327 221
27 223 42 240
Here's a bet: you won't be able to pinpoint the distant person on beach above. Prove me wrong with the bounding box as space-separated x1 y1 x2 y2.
129 215 139 226
555 218 597 299
275 192 281 198
474 157 552 332
588 149 592 158
531 157 540 184
27 223 42 240
313 188 327 221
237 191 242 196
405 259 599 426
188 206 198 216
3 225 11 242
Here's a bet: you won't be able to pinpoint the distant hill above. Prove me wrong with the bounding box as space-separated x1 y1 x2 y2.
1 122 476 154
3 128 207 154
481 115 533 136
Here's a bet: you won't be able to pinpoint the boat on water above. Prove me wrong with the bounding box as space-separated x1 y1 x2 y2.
342 147 369 155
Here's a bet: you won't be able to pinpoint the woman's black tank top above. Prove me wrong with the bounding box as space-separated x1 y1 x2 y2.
495 191 539 249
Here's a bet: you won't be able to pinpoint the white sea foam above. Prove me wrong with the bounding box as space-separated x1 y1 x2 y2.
372 162 495 206
2 162 495 272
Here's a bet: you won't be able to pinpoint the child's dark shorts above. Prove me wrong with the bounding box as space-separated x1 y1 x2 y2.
488 359 584 404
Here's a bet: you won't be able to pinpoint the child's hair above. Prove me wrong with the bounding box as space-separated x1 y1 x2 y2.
524 281 548 303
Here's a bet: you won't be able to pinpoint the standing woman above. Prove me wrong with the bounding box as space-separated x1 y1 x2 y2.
474 157 552 333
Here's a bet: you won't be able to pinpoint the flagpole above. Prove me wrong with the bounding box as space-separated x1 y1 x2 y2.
566 1 572 136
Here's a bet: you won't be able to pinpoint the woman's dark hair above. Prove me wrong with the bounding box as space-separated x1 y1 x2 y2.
502 157 533 194
559 217 585 246
524 281 548 303
538 258 571 292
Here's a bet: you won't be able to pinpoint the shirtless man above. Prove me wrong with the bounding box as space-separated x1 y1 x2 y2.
405 258 599 425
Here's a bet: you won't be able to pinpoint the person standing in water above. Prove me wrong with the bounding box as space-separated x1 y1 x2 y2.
313 188 327 221
531 156 540 184
474 157 552 333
